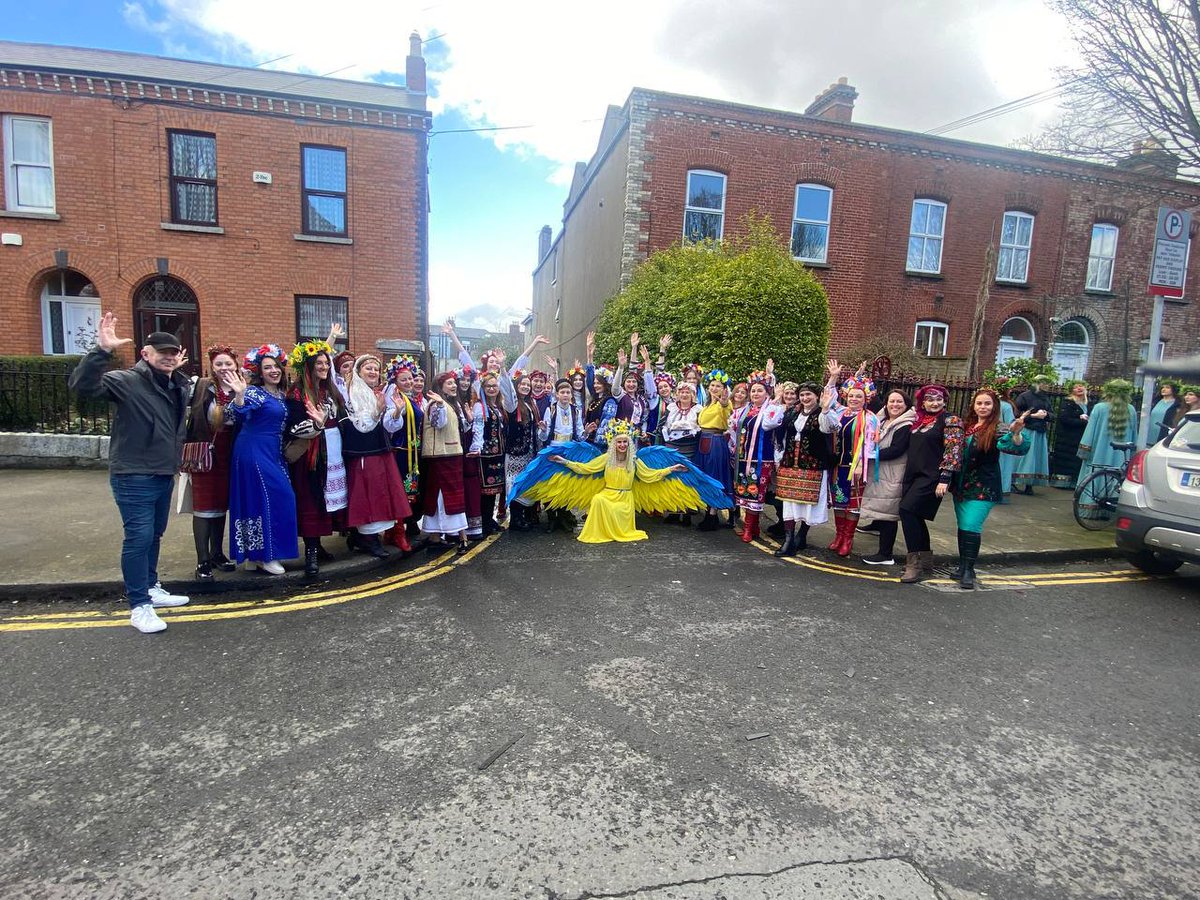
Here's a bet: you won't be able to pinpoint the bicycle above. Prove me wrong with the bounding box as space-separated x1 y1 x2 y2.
1072 441 1135 531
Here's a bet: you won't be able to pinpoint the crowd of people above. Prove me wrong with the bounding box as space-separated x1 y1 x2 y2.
71 312 1196 634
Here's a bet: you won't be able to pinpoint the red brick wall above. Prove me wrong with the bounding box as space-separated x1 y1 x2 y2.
636 95 1200 378
0 91 426 362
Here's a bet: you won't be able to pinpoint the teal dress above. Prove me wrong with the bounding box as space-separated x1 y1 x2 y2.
1149 398 1177 444
952 428 1029 533
1076 401 1137 518
998 400 1017 495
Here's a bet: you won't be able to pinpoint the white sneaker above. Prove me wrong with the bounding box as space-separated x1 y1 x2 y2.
130 604 167 634
258 560 286 575
149 582 190 608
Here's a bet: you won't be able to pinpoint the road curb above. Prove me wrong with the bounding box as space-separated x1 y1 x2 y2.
0 544 431 605
940 546 1120 566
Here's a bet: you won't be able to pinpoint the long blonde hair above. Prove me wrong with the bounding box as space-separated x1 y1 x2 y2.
606 435 637 474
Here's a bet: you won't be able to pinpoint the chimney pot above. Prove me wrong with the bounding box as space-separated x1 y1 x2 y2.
405 31 427 93
805 77 858 124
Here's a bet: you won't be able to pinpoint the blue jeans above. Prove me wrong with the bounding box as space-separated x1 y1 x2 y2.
110 474 175 608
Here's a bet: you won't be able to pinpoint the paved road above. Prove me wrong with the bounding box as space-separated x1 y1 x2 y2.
1 527 1198 899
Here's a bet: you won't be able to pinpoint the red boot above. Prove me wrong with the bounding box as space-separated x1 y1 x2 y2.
742 511 760 543
837 517 855 557
389 527 412 554
828 513 844 550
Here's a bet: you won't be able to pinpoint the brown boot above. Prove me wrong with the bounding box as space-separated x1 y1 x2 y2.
900 552 923 584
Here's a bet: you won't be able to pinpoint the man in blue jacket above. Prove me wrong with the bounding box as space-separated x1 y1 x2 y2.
70 312 191 633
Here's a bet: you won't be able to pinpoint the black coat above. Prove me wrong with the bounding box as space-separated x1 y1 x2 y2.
1015 389 1052 433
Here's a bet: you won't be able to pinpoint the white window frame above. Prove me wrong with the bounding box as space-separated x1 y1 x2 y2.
791 183 832 263
1086 223 1119 292
914 320 949 357
682 169 726 243
40 271 100 355
997 211 1034 283
907 199 946 274
4 114 55 213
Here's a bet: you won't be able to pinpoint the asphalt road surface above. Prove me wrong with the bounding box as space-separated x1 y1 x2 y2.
2 526 1198 899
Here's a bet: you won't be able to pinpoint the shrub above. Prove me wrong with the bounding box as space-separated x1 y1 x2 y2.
594 215 831 383
0 354 113 433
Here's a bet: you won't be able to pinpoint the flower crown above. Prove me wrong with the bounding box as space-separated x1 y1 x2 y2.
565 365 586 380
288 339 334 370
840 376 877 400
594 364 615 383
654 372 677 390
454 364 475 381
509 367 526 381
603 418 638 443
746 370 771 386
681 362 705 378
243 343 286 372
207 344 236 363
706 368 730 385
386 354 420 382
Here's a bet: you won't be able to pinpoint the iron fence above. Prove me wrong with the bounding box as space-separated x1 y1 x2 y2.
0 365 111 434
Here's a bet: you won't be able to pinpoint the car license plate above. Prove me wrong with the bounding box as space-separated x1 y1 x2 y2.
1183 472 1200 488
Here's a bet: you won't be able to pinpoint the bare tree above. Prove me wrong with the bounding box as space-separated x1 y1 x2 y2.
1026 0 1200 174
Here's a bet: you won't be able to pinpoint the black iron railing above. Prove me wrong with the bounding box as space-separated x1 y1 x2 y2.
0 365 111 434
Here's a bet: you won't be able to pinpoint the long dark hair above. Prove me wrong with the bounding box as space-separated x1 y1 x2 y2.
964 388 1001 453
290 351 344 415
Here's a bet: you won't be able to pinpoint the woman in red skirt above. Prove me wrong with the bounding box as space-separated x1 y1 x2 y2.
340 355 413 557
187 345 239 581
455 365 485 539
420 372 470 554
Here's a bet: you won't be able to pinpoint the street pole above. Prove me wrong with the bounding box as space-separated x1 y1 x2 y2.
1136 294 1165 448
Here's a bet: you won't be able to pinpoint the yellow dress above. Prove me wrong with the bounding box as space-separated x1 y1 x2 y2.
563 456 676 543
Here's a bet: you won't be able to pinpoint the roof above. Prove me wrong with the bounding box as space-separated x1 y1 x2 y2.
0 40 425 112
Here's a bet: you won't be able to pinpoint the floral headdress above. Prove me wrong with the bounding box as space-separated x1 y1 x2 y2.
530 369 549 382
565 364 586 380
603 418 638 444
653 372 677 391
243 343 286 372
705 368 730 385
206 344 236 364
386 354 420 383
840 375 877 400
454 363 475 382
681 362 705 380
509 367 526 381
746 370 771 386
593 364 615 384
288 339 334 371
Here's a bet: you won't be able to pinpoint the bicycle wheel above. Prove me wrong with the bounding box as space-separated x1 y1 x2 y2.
1073 469 1123 531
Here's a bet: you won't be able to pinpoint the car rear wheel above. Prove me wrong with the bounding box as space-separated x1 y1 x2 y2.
1129 549 1184 575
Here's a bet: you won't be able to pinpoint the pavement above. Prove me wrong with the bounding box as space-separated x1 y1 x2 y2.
0 469 1116 598
1 525 1197 898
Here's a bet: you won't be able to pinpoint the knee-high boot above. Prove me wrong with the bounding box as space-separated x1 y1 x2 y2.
828 512 844 550
209 515 234 570
742 511 760 543
838 517 856 557
795 521 810 551
192 516 211 567
958 530 981 590
774 521 797 557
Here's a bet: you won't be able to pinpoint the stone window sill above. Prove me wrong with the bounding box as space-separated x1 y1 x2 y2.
294 233 353 245
161 222 224 234
1084 288 1115 298
904 270 944 281
798 259 831 269
995 280 1032 290
0 210 60 221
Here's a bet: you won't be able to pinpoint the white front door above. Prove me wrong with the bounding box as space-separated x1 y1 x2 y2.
996 340 1035 364
1051 345 1089 381
62 301 100 354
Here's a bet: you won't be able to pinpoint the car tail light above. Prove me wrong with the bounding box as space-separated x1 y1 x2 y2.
1116 517 1132 530
1126 449 1148 484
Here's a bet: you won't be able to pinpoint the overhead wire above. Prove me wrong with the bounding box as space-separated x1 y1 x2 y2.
925 78 1083 136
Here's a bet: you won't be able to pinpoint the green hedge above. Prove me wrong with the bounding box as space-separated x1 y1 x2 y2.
0 354 114 434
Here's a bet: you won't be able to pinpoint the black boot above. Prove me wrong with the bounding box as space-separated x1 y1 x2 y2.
774 524 797 558
543 509 557 534
509 503 527 532
795 522 810 551
951 530 966 579
209 515 235 571
959 530 981 590
364 533 390 558
696 510 719 531
304 538 320 577
766 500 785 538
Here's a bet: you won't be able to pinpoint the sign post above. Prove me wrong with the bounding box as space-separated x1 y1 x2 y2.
1138 207 1191 448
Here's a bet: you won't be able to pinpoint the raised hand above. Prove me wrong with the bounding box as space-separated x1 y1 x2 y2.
545 355 559 371
765 358 775 376
327 322 346 345
630 332 640 350
96 312 132 353
659 334 672 352
639 345 651 363
177 348 189 371
617 348 628 367
826 359 841 380
304 397 325 423
219 368 247 399
535 334 550 345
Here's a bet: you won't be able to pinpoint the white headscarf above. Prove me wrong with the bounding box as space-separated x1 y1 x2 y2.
346 354 383 433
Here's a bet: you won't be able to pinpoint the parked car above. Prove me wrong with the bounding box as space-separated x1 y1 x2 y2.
1115 411 1200 574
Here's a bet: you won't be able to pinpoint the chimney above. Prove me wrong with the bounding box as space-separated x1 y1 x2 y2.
805 77 857 123
538 225 552 262
1115 138 1180 179
406 31 426 94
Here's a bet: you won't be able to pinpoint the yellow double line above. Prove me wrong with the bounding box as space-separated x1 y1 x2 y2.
0 537 497 634
748 536 1151 587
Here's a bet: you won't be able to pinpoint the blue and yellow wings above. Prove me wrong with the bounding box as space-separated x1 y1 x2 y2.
510 441 606 510
633 445 733 513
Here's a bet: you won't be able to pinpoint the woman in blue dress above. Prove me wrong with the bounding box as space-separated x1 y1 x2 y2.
1148 381 1181 444
1076 379 1137 519
220 344 299 574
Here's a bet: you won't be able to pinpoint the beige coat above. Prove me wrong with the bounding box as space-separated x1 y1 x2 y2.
859 407 917 522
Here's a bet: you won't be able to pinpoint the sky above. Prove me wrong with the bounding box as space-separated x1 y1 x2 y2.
5 0 1078 333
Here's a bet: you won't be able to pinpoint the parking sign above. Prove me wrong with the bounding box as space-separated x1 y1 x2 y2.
1149 206 1190 298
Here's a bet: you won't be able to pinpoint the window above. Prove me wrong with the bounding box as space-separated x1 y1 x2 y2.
997 211 1034 283
1086 223 1119 292
914 321 948 357
41 270 99 354
168 130 218 226
1051 318 1092 381
4 115 54 213
301 145 347 236
791 183 832 263
296 295 348 350
551 249 558 285
1137 339 1165 364
683 169 725 243
907 199 946 273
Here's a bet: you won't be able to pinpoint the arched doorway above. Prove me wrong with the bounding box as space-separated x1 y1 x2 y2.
41 269 100 355
996 316 1037 364
1050 319 1091 381
134 276 201 375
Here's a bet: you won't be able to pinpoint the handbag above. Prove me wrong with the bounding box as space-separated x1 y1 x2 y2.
179 440 213 473
284 434 318 464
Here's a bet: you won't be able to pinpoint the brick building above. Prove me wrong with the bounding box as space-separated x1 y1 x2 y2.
532 84 1200 382
0 38 430 369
